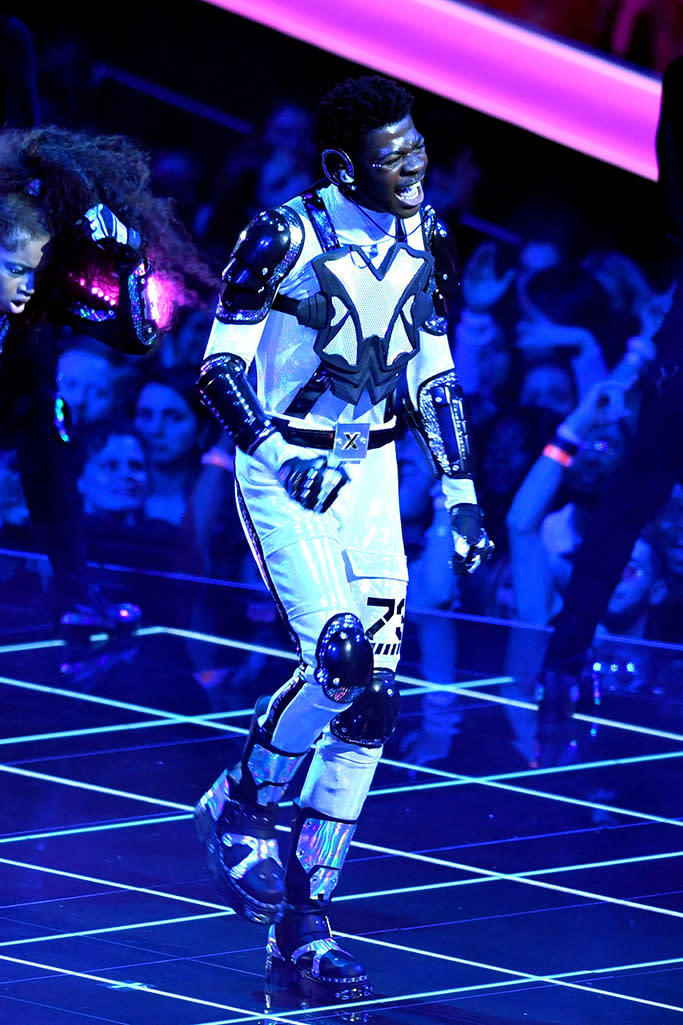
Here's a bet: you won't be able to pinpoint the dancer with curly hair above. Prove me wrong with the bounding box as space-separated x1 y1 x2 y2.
0 125 214 632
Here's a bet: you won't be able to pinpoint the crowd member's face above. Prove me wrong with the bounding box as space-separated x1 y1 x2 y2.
352 115 428 219
135 383 199 466
57 349 117 426
78 434 147 517
0 233 51 315
606 538 659 619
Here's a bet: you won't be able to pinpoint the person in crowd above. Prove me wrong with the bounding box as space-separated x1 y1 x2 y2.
133 364 252 582
0 124 212 633
75 418 191 564
453 244 616 432
460 405 554 617
596 535 666 641
518 358 578 421
507 378 635 627
197 100 317 265
396 426 461 683
57 331 140 428
155 307 215 370
77 420 148 525
134 365 212 526
532 55 683 761
515 263 614 393
193 74 493 1003
452 240 518 427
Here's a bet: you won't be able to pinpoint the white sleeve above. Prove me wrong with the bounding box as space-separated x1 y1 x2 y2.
405 328 455 406
203 317 268 369
441 475 477 509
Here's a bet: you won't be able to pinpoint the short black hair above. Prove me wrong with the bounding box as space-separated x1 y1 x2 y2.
314 75 414 159
77 418 147 468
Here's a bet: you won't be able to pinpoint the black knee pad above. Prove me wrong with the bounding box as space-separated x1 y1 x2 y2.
314 613 373 704
330 669 400 747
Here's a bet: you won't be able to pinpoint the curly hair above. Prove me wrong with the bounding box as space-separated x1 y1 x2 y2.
0 125 215 318
314 75 414 160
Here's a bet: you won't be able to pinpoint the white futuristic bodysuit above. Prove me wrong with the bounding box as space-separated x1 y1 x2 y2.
203 184 474 814
194 182 491 1000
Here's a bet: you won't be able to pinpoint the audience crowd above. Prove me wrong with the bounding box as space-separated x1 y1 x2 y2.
0 25 680 693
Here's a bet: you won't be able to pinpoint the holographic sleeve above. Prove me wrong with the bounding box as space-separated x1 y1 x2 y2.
64 254 160 355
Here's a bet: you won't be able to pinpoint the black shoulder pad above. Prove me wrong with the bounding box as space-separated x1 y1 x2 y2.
218 205 304 324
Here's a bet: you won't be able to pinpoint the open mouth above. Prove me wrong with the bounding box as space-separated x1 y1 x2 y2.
395 179 424 207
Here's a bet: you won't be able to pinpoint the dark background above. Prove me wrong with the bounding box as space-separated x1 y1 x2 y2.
2 0 667 277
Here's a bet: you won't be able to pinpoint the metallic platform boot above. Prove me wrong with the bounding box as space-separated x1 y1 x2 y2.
195 699 308 924
265 806 373 1002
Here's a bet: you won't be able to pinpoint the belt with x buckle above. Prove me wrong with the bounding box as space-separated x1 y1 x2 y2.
271 416 395 461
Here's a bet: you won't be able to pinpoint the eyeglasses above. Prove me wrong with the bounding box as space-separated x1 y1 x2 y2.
371 140 427 172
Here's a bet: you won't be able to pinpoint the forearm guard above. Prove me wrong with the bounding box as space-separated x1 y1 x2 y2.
122 258 158 348
66 257 158 355
198 352 277 454
404 369 473 478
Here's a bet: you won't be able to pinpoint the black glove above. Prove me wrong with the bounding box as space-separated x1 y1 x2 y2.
277 455 349 513
78 203 142 263
450 503 494 575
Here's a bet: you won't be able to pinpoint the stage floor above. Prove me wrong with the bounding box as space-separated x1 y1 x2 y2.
1 560 682 1025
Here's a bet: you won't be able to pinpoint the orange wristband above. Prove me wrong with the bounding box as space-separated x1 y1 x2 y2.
543 443 574 468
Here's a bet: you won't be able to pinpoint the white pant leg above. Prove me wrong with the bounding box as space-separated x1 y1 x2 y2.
235 444 408 755
300 727 383 820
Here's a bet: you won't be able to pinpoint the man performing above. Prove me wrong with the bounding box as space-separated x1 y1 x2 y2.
195 75 493 1002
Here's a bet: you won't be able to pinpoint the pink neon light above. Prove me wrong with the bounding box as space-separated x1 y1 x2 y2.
204 0 661 180
147 272 178 331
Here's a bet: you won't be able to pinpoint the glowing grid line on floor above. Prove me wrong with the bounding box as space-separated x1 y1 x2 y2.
62 624 683 743
0 953 312 1024
0 813 191 845
4 846 682 933
3 742 681 833
1 624 680 1022
0 911 232 948
4 824 681 926
2 944 682 1022
3 668 681 834
6 819 681 925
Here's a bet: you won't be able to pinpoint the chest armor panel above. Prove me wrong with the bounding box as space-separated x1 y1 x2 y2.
310 241 433 405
